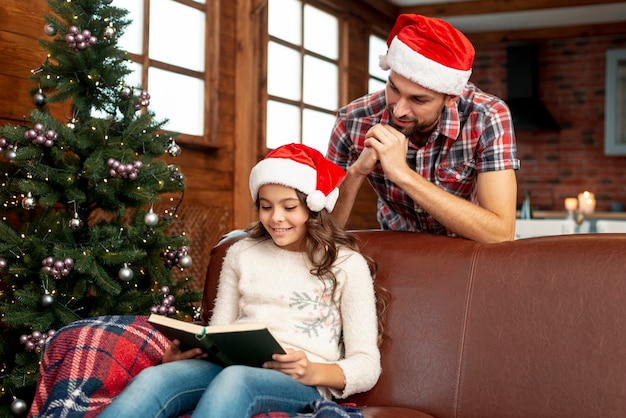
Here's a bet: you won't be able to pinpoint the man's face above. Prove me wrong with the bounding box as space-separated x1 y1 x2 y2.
384 72 457 138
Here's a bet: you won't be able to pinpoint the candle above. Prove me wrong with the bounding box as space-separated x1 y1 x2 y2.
578 191 596 215
564 197 578 211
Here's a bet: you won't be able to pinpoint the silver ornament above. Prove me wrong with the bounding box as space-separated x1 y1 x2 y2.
144 210 159 226
120 86 133 98
118 264 134 281
44 23 57 36
178 255 193 268
6 149 17 160
167 142 182 157
41 292 56 307
33 91 47 106
68 214 83 230
103 25 117 39
22 192 36 210
11 397 28 415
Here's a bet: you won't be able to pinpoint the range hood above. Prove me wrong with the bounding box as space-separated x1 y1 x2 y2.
505 44 560 131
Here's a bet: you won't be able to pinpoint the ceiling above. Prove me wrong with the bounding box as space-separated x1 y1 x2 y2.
385 0 626 35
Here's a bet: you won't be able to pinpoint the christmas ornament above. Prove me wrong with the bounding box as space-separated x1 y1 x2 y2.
42 256 74 279
19 329 56 353
66 26 98 50
135 91 151 110
33 88 47 106
11 397 28 416
41 291 55 307
161 246 192 269
179 255 193 268
44 23 57 36
151 285 176 316
118 263 134 281
167 140 182 157
24 123 59 148
68 213 83 230
6 147 17 160
107 158 143 179
144 208 159 226
21 192 36 210
120 85 133 98
168 164 185 182
103 25 117 39
0 257 7 269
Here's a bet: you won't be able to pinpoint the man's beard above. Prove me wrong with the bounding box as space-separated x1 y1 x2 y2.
386 103 445 138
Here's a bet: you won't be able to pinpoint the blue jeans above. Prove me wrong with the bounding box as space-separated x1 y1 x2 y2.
99 360 322 418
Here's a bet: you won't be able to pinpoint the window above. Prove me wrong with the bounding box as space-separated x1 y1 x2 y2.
266 0 339 154
368 34 388 93
114 0 217 146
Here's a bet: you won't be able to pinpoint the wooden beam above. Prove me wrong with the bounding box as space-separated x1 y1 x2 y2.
398 0 626 17
467 21 626 43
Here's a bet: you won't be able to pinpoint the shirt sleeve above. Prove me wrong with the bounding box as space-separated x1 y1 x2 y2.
476 98 520 172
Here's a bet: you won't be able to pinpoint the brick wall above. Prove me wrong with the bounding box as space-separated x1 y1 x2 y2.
472 34 626 212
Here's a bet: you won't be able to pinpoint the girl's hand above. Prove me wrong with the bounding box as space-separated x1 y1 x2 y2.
262 348 345 390
162 339 208 364
262 348 316 385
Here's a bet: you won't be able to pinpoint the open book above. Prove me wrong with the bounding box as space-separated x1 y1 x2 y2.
148 314 286 367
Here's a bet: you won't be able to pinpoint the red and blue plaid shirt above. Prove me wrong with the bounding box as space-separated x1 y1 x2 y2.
327 83 520 236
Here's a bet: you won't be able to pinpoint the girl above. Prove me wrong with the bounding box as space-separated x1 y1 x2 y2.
100 143 385 418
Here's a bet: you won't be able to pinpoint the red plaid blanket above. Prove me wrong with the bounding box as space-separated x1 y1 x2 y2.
29 315 363 418
29 315 168 418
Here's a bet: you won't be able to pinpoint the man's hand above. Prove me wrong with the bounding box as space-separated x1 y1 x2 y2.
162 339 208 364
364 124 409 183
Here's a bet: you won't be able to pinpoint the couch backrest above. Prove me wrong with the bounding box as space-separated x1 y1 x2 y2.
202 230 626 418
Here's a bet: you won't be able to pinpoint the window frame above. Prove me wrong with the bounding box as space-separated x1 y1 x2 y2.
127 0 220 148
262 0 347 154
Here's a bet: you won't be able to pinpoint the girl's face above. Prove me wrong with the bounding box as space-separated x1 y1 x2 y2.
258 184 310 252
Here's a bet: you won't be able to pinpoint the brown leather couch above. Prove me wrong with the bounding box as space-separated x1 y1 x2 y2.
203 230 626 418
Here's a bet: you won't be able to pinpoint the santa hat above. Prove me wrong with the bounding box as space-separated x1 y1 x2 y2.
379 14 474 95
249 143 346 213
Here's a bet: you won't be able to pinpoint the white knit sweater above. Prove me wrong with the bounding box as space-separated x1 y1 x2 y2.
209 237 381 399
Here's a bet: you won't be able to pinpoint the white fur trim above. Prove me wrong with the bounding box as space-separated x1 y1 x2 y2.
379 37 471 95
250 158 317 200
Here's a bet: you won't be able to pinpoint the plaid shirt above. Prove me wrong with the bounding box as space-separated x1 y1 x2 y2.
327 83 519 236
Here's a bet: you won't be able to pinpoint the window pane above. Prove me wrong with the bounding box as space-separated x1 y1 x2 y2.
302 109 335 155
303 5 337 59
369 34 389 80
368 78 386 93
115 0 143 54
268 42 301 101
303 56 337 110
149 0 205 72
268 0 301 45
267 101 300 149
148 68 204 136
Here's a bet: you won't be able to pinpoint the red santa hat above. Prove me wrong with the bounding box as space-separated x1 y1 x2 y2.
379 14 474 96
249 143 346 213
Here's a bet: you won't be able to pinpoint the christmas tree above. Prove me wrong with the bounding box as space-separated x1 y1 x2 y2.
0 0 202 414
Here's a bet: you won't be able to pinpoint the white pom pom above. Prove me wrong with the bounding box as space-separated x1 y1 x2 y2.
306 190 326 212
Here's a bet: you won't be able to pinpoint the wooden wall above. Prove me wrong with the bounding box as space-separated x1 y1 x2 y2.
2 0 626 249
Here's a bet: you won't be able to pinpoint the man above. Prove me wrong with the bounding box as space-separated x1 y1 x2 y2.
327 14 520 243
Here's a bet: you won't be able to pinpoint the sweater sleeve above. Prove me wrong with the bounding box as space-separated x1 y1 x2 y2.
330 251 381 399
208 242 242 326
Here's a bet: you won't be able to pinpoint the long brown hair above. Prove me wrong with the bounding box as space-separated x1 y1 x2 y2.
246 190 389 346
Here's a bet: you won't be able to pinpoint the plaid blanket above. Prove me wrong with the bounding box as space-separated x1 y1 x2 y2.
29 315 363 418
29 315 168 418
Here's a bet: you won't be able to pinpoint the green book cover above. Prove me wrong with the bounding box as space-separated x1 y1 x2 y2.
148 314 286 367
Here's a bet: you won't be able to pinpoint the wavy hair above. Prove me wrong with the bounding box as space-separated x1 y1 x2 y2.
246 190 389 346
